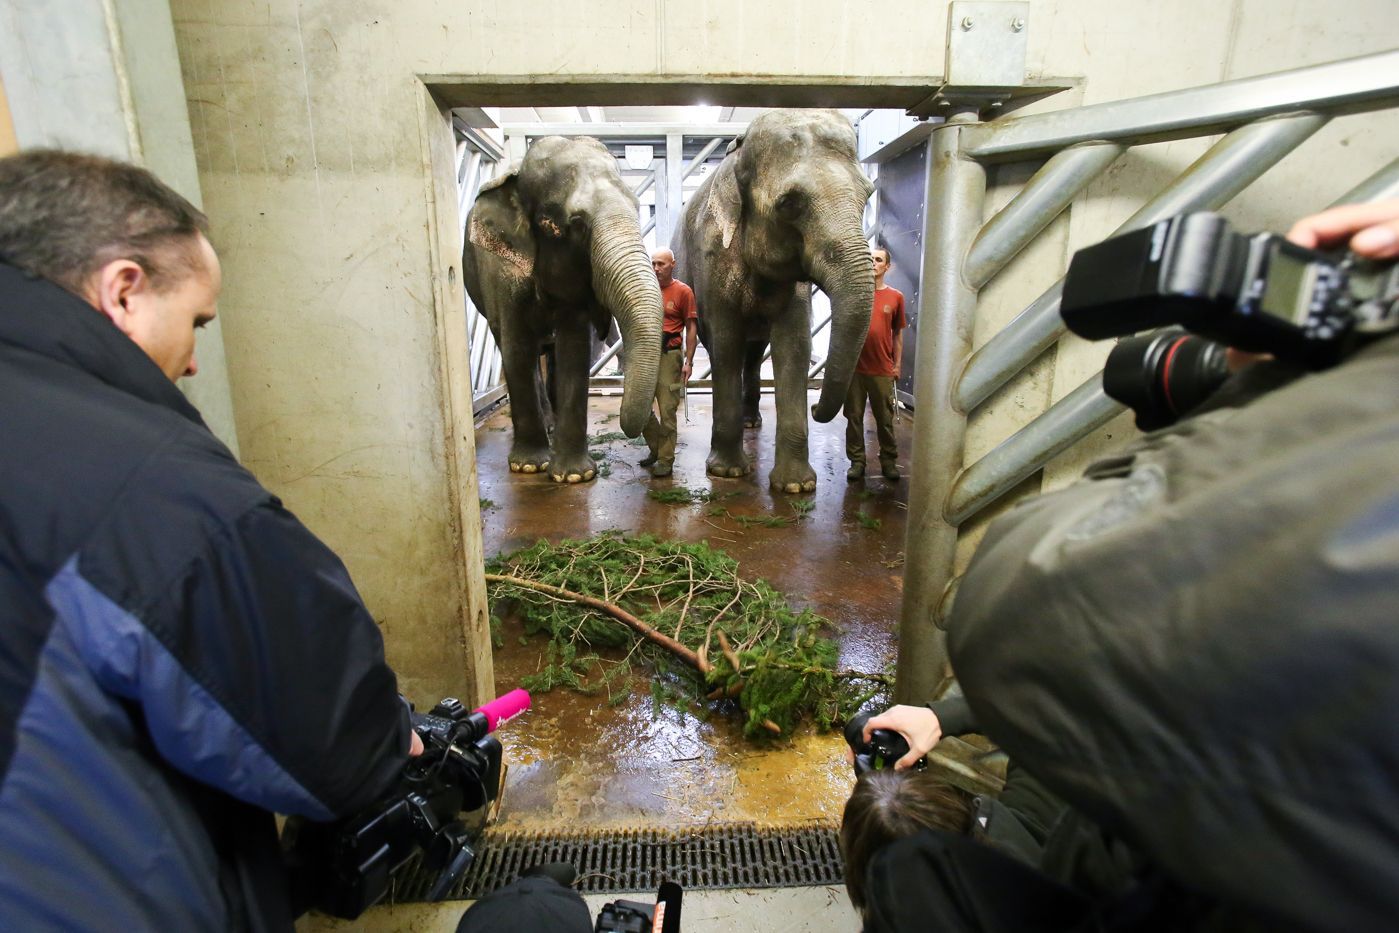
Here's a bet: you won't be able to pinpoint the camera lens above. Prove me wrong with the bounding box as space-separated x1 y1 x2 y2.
1103 331 1231 431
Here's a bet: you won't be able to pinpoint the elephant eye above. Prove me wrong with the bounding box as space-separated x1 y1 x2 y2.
775 190 806 220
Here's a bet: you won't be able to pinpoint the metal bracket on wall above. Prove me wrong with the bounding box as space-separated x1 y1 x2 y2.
909 1 1071 119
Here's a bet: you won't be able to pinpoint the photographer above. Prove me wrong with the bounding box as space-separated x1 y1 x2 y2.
861 199 1399 931
0 151 420 930
850 701 1145 932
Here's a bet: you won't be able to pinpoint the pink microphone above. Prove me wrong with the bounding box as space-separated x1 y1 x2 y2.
473 688 531 734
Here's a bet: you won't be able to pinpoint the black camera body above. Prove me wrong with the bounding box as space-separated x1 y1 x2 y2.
284 697 510 919
1061 212 1399 428
844 712 927 775
595 881 682 933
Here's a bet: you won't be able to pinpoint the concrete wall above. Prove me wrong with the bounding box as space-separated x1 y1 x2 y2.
162 0 1398 701
0 0 241 455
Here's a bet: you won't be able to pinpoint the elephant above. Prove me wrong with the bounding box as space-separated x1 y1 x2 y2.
674 109 875 493
463 136 662 483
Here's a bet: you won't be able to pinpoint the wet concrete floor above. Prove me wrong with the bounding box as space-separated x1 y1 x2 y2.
477 389 912 833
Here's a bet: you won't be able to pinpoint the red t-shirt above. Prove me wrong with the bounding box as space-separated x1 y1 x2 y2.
660 280 697 339
855 285 906 377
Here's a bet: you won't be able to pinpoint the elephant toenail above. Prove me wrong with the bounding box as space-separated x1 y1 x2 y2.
510 462 521 472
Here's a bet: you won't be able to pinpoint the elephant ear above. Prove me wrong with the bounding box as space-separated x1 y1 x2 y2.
705 161 742 250
468 164 534 279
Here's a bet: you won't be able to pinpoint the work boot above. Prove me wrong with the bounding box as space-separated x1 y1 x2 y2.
640 451 658 467
651 461 673 478
846 462 865 482
881 461 900 481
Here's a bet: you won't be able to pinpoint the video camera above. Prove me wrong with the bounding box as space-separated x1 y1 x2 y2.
1061 211 1399 429
284 689 531 919
595 881 683 933
843 711 927 775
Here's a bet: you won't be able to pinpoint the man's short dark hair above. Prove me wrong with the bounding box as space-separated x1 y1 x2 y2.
872 246 891 264
840 769 974 913
0 150 210 295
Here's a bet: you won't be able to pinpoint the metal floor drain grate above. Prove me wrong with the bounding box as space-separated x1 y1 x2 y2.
396 821 844 901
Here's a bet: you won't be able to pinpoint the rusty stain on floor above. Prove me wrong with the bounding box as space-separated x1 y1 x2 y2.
477 390 913 832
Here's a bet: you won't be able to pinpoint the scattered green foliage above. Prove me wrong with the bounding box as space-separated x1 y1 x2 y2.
489 614 504 650
857 489 876 501
479 498 496 511
704 496 810 529
649 486 714 504
856 512 883 530
731 513 792 528
487 532 889 738
588 431 629 445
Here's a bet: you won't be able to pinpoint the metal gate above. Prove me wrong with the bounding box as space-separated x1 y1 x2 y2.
894 45 1399 700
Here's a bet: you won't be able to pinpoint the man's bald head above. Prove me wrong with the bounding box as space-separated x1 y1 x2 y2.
652 249 676 286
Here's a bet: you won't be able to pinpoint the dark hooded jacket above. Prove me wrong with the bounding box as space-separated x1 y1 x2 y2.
947 333 1399 931
0 262 412 930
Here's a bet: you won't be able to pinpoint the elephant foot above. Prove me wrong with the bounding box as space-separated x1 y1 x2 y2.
706 451 751 479
769 459 817 495
549 449 598 484
508 444 551 475
743 414 763 429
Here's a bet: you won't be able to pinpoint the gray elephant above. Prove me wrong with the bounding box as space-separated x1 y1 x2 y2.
674 110 874 493
463 136 662 482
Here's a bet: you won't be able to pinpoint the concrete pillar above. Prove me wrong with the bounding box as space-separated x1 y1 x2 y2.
0 0 240 456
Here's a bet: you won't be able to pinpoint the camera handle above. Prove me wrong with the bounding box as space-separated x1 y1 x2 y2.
424 821 475 901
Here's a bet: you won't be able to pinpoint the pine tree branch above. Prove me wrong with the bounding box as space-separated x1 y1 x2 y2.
486 573 713 674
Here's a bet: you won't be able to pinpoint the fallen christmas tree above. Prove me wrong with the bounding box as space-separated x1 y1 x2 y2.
485 531 890 738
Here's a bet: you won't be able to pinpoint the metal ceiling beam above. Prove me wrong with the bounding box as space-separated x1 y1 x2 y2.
451 115 506 162
501 122 747 138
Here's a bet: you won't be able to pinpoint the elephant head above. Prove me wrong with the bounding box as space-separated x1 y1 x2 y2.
709 110 875 422
469 136 662 437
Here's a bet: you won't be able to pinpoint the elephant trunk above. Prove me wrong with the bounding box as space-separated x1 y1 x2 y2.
809 215 876 423
591 210 662 437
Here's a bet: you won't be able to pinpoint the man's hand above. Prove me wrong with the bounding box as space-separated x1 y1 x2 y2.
409 730 424 757
682 360 693 383
1287 198 1399 259
842 704 943 771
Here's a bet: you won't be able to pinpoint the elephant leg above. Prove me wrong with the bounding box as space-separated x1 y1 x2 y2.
538 343 557 433
768 297 816 494
548 314 597 484
706 317 751 478
497 323 552 474
742 339 765 428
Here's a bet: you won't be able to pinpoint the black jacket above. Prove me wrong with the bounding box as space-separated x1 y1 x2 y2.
948 335 1399 931
0 263 412 930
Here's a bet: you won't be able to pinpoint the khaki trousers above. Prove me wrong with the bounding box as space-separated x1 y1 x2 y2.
845 373 897 468
642 349 685 464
